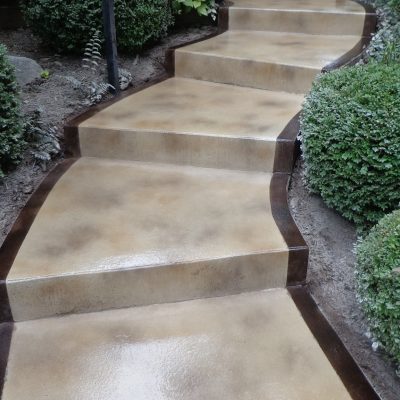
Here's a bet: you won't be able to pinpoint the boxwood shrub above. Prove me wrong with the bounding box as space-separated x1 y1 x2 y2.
21 0 173 54
301 63 400 229
0 44 24 178
356 209 400 368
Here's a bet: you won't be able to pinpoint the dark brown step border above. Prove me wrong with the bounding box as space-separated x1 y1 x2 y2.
0 2 379 398
289 286 381 400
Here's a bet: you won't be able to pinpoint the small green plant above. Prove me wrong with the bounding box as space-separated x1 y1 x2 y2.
0 44 25 178
40 70 50 79
23 109 60 170
356 209 400 372
172 0 217 19
65 30 133 104
82 30 102 72
301 63 400 230
64 32 113 105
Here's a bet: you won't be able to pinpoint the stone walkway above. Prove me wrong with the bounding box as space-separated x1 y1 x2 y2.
0 0 380 398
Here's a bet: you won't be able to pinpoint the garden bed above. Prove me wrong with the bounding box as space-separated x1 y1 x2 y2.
289 160 400 400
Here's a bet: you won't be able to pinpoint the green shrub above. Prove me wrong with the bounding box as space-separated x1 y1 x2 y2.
21 0 173 54
115 1 173 53
0 44 25 178
356 209 400 369
301 63 400 230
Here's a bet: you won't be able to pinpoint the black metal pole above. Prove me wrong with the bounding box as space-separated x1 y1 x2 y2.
102 0 120 94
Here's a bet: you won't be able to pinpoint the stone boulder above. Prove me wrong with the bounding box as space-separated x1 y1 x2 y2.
7 56 42 86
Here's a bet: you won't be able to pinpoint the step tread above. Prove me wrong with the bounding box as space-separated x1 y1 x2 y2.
230 0 365 13
176 30 361 70
80 77 303 141
3 289 352 400
7 157 286 283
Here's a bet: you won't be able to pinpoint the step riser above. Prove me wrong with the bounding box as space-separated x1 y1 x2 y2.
229 9 365 36
79 127 278 173
7 252 288 321
5 158 290 322
175 52 318 93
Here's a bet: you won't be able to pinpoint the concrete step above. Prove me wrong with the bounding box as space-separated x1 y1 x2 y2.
2 289 353 399
175 31 362 93
5 158 293 321
229 0 368 36
77 77 303 173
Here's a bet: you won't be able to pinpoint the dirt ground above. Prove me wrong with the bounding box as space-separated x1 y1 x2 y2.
1 25 400 399
289 160 400 400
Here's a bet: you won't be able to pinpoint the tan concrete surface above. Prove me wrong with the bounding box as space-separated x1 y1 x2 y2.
7 157 288 321
3 289 352 400
175 31 361 92
79 78 303 171
229 8 365 36
0 3 370 397
230 0 365 13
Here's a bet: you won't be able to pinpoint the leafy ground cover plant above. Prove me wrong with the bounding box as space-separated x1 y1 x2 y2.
366 21 400 63
0 44 25 178
356 209 400 373
364 0 400 62
21 0 173 54
387 0 400 14
172 0 218 19
301 63 400 230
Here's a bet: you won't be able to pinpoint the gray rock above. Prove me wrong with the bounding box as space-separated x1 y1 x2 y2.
7 56 43 86
23 185 33 195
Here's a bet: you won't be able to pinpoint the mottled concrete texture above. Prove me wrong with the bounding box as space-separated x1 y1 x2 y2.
79 78 303 172
3 289 352 400
7 158 288 321
229 3 365 36
4 0 367 335
230 0 364 13
0 1 371 398
175 31 361 93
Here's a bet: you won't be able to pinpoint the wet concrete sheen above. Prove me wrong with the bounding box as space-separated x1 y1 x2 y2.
3 289 352 400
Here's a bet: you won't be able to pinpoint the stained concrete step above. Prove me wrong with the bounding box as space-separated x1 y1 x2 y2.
229 0 368 36
175 31 361 93
2 289 352 399
5 157 292 322
78 77 303 173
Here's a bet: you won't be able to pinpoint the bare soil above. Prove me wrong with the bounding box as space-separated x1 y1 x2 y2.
289 160 400 400
1 26 400 400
